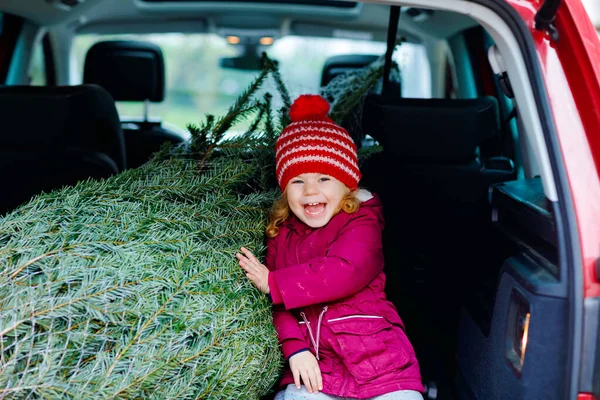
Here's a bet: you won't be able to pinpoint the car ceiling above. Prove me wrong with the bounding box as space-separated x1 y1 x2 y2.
0 0 479 42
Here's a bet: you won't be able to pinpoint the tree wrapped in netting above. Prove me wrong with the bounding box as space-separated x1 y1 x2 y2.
0 54 385 399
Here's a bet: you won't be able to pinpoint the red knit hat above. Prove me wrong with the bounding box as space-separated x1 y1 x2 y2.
275 94 361 192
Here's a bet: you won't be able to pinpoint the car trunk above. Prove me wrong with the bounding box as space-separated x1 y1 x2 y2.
357 97 566 399
3 0 597 398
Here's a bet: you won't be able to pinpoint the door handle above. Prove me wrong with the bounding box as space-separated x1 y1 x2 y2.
505 288 531 376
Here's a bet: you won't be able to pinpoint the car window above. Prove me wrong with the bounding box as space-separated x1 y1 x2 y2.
29 36 46 85
0 13 25 84
71 33 431 131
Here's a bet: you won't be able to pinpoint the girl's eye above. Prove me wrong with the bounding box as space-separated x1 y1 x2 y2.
319 177 331 182
291 180 303 184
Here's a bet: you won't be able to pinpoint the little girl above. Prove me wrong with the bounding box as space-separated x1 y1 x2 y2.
236 95 423 400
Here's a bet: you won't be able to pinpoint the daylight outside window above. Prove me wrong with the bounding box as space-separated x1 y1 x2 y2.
70 33 431 133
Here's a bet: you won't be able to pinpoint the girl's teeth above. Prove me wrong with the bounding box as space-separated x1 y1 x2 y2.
304 202 325 215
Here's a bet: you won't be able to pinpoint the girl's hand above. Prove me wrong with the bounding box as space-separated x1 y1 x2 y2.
236 247 270 294
289 351 323 393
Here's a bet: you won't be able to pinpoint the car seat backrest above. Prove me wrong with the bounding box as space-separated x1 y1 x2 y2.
362 95 500 161
84 40 185 169
84 40 165 103
321 54 381 86
0 84 125 214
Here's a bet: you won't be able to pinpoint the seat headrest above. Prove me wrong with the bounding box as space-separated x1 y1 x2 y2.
362 94 500 163
0 84 126 171
321 54 380 86
84 40 165 102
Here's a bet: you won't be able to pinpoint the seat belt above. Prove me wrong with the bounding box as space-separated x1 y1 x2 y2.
382 6 400 100
487 45 517 159
505 107 517 124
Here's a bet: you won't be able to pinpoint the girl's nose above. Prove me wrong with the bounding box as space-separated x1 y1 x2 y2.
303 182 318 195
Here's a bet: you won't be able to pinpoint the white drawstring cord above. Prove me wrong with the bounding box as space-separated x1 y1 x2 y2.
299 306 328 360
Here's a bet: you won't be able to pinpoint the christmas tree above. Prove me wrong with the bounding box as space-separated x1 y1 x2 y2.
0 54 385 399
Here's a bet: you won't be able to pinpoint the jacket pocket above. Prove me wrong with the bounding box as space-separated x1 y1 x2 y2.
327 315 410 383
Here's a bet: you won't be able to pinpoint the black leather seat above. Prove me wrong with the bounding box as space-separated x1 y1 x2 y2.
0 84 125 214
360 94 515 392
84 40 186 169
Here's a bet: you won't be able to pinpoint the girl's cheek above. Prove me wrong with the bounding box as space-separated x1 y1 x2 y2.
288 207 299 218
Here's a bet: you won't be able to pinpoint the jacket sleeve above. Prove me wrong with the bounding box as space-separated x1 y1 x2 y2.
269 209 384 310
265 235 308 359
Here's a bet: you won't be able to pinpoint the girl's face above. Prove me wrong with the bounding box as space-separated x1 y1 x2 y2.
285 173 348 228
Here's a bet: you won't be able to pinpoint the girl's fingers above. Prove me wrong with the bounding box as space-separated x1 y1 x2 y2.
237 253 258 268
240 247 252 258
237 257 257 273
307 368 319 393
242 247 261 264
300 370 313 393
236 252 250 262
315 366 323 391
292 368 301 390
238 259 254 277
238 260 250 272
240 251 256 265
237 252 266 291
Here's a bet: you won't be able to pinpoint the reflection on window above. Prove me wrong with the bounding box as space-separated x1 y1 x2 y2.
71 33 431 131
29 39 46 86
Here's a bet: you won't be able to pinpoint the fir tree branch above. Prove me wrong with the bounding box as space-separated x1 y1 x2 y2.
263 93 275 139
328 62 385 124
211 65 271 140
263 54 291 110
247 101 267 135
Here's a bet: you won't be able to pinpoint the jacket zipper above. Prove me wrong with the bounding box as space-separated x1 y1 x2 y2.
299 306 328 360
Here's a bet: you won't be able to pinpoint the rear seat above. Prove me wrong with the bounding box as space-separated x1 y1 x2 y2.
0 84 125 214
84 40 186 169
360 93 515 390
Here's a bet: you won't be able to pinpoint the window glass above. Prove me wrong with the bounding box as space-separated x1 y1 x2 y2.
29 37 46 85
71 33 431 131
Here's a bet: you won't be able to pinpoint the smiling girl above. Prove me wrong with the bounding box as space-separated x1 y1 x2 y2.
236 95 423 400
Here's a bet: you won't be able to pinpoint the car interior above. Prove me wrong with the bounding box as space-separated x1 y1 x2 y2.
0 1 574 399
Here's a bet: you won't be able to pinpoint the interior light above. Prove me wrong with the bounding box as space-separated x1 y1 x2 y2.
259 37 274 46
226 36 240 45
519 312 531 365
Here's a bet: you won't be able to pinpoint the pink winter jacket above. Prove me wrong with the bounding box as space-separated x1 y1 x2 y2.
266 193 423 399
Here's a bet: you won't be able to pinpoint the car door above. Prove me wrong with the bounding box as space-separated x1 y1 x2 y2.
455 0 600 399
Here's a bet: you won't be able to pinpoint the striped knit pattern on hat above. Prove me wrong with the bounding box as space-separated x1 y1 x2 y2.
275 94 361 192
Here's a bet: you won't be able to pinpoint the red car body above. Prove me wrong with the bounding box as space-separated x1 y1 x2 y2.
509 0 600 298
503 1 600 398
